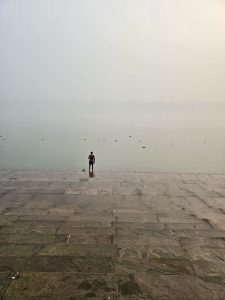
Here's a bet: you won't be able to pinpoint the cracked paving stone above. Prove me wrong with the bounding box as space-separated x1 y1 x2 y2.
118 273 225 299
0 256 115 273
0 244 41 256
58 224 114 235
115 222 165 230
4 272 117 299
180 237 225 248
116 213 157 223
115 228 172 237
0 216 18 226
185 246 225 261
116 258 193 275
0 225 31 234
114 236 180 247
0 233 55 244
171 229 225 238
191 259 225 276
68 234 114 245
38 244 117 257
0 272 11 297
118 245 185 259
198 276 225 287
17 215 66 221
165 222 212 230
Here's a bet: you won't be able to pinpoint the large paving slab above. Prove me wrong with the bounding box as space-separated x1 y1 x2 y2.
0 170 225 299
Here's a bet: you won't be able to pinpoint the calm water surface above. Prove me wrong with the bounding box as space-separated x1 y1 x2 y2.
0 100 225 173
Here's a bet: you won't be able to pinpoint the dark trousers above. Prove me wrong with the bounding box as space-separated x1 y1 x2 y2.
89 162 94 171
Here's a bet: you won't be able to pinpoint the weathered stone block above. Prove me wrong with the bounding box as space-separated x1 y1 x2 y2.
5 272 117 298
38 244 117 257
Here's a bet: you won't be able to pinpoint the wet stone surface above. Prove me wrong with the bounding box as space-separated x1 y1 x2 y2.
0 170 225 299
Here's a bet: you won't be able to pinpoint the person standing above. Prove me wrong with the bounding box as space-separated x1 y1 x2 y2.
88 151 95 172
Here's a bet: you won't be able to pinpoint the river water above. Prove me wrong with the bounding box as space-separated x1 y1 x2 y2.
0 100 225 173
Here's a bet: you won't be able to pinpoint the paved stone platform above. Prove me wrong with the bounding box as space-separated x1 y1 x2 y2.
0 170 225 299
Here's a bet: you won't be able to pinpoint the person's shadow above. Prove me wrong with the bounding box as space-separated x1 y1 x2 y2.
89 171 95 178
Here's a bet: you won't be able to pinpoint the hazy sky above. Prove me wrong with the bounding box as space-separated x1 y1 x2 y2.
1 0 225 103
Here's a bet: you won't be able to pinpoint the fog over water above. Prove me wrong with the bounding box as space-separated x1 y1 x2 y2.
0 0 225 173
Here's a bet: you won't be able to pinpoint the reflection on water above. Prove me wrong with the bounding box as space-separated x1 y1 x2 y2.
89 172 95 178
0 100 225 173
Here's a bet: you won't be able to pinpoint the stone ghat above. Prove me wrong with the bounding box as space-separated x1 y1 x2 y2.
0 170 225 299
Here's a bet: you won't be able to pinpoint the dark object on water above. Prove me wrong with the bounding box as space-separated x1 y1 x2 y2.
115 139 118 142
83 138 87 141
142 146 146 149
82 168 85 172
129 136 132 138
